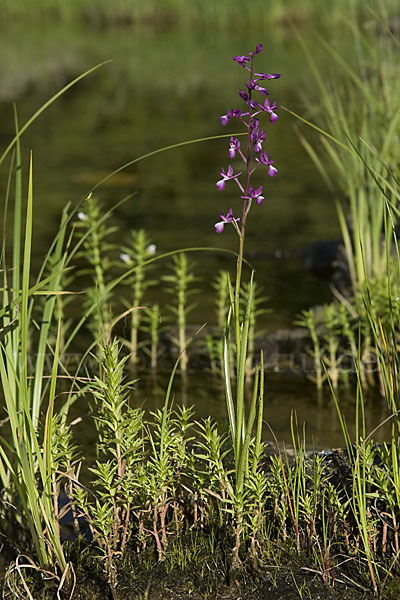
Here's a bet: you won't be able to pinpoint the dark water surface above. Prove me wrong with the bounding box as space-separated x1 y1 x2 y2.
0 22 340 322
1 21 389 447
70 371 391 468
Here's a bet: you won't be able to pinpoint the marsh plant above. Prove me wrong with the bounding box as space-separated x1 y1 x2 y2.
295 11 400 293
76 193 115 342
204 271 269 379
141 302 164 369
291 12 400 394
75 339 144 591
120 229 157 367
163 252 198 373
297 276 400 392
240 279 269 379
212 43 280 566
204 270 231 376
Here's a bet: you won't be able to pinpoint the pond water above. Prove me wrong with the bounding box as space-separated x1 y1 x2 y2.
0 20 390 448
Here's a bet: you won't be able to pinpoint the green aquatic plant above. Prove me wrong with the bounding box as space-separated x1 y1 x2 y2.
203 270 232 376
75 338 144 592
245 453 269 566
145 404 194 559
322 303 341 391
296 308 325 390
141 302 164 369
120 229 157 367
337 301 365 388
163 252 198 373
195 416 230 528
203 332 219 375
213 270 230 331
75 193 116 342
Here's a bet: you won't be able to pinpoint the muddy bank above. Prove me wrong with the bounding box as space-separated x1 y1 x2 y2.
2 447 398 600
1 537 378 600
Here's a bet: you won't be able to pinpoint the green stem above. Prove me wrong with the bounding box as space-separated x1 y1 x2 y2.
178 280 188 373
234 233 244 356
234 52 255 356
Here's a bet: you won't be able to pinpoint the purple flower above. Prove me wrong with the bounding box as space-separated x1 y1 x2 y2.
215 45 280 232
254 133 265 153
255 72 281 80
249 44 263 56
215 208 240 233
220 108 242 126
255 84 269 96
259 153 278 177
228 137 240 159
248 186 264 205
216 165 241 191
233 55 250 67
250 118 259 134
245 79 269 96
259 98 278 123
250 120 265 153
249 99 260 111
268 164 278 177
245 79 257 91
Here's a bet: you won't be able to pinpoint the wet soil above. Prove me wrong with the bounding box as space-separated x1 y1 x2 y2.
1 448 397 599
94 568 373 600
34 551 380 600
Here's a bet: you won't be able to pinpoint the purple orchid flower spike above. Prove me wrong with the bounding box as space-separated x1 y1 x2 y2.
216 165 241 191
259 153 278 177
228 137 241 159
248 186 264 205
214 44 281 233
215 208 240 233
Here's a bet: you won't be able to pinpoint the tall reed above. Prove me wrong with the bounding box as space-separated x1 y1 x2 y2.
0 62 109 592
292 9 400 294
328 125 400 595
0 150 69 576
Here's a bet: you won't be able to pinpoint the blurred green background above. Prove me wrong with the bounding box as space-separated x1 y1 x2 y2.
0 0 395 326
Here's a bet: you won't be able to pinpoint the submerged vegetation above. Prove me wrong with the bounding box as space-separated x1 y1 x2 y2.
1 2 400 599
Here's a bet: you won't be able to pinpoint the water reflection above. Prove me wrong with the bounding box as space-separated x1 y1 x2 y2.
69 368 391 457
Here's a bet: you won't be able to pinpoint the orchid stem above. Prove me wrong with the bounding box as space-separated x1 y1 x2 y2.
235 232 244 356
